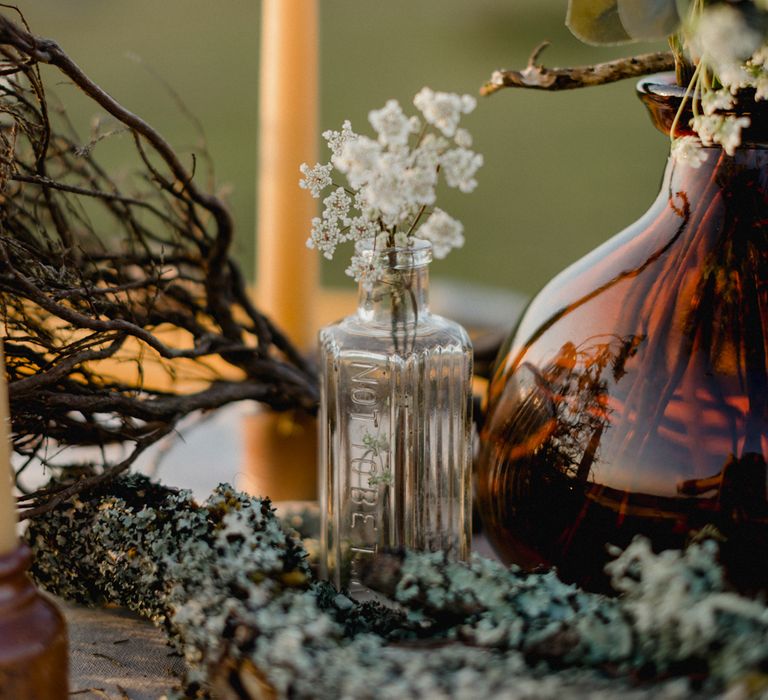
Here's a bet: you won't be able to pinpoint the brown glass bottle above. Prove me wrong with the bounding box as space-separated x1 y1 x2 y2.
0 544 68 698
477 75 768 593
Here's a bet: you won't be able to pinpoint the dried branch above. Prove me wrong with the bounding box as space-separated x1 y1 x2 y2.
17 425 172 519
481 42 675 96
0 12 320 518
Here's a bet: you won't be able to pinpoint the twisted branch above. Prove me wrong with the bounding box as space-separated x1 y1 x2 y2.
0 12 319 517
481 42 675 96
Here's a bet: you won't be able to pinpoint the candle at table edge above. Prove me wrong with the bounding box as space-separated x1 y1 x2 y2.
255 0 319 352
0 341 18 556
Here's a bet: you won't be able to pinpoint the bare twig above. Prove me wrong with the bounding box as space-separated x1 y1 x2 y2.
17 424 173 519
481 43 675 96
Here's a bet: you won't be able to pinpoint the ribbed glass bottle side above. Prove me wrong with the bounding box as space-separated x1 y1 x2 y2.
318 241 472 596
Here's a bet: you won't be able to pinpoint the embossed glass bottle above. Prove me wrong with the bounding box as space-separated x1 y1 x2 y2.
319 238 473 595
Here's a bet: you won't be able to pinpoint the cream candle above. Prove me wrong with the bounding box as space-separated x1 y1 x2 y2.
255 0 319 351
0 341 17 555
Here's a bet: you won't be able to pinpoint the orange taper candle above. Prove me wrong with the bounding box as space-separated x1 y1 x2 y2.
256 0 320 351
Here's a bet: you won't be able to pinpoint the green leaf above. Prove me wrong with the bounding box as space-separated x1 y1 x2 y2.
618 0 681 41
566 0 633 45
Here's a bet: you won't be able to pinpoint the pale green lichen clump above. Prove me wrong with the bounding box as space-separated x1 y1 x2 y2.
25 475 768 699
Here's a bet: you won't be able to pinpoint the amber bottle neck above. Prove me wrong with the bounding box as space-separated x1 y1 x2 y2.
0 543 36 609
638 73 768 146
663 144 768 196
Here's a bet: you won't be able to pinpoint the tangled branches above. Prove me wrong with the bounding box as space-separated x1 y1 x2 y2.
0 11 318 518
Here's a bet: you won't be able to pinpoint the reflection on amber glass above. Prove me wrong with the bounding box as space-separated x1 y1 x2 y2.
478 134 768 593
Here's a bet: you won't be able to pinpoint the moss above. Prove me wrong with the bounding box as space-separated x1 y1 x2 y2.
26 475 768 699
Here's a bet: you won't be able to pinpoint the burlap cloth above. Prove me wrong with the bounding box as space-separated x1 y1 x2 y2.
63 600 185 700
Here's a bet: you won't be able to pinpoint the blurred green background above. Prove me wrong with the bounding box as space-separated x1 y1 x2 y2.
17 0 669 297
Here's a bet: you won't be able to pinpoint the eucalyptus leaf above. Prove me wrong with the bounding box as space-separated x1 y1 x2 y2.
566 0 633 45
618 0 681 41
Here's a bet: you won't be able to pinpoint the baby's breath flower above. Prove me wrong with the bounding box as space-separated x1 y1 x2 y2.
413 87 476 138
362 152 411 223
298 162 332 198
334 136 382 190
346 252 384 292
374 231 389 249
322 120 355 158
302 87 481 285
418 208 464 259
439 147 484 194
351 191 377 221
374 230 410 250
757 75 768 102
691 114 721 148
716 115 751 156
392 231 410 248
752 46 768 69
693 6 763 93
419 132 450 154
454 128 473 149
719 64 753 94
691 114 750 156
307 216 344 260
701 88 735 116
346 215 378 242
401 165 437 207
322 187 352 224
368 99 419 148
671 136 709 169
747 43 768 102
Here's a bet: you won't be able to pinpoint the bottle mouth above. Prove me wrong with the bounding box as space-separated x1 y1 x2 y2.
355 237 432 270
636 74 688 101
637 72 768 144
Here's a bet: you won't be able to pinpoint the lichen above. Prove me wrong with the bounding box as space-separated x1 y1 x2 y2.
25 475 768 699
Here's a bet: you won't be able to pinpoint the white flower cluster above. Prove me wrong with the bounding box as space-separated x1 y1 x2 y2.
670 135 709 169
413 87 476 138
299 88 482 288
755 57 768 102
418 208 465 259
692 5 763 90
685 4 768 153
690 113 751 156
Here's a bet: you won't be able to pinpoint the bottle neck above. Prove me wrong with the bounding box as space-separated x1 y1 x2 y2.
357 263 430 326
665 142 768 209
0 543 36 609
638 73 768 146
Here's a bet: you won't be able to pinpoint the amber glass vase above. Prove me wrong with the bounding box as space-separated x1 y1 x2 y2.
477 75 768 593
0 544 68 698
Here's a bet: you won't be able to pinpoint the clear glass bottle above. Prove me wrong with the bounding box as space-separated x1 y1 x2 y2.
319 238 473 596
